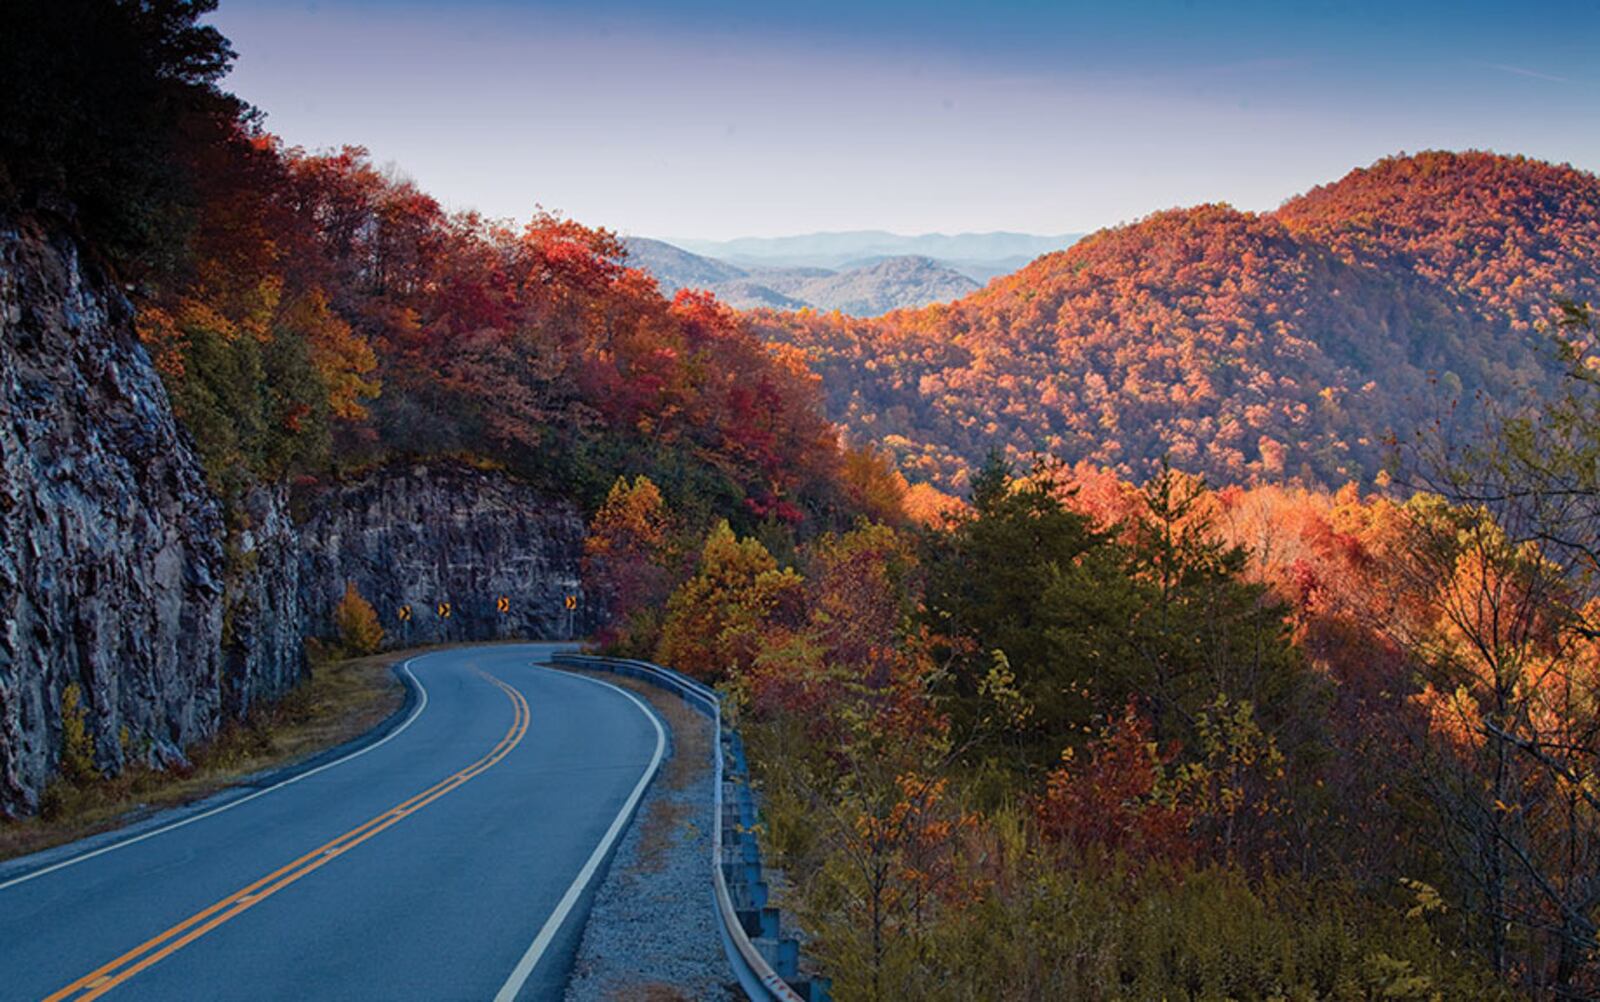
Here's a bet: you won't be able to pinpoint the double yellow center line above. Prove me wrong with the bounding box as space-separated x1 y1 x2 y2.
46 669 530 1001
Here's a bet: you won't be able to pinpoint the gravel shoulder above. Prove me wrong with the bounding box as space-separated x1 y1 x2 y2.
562 672 735 1002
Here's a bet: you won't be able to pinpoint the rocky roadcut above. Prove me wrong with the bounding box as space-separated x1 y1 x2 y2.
0 220 590 818
296 464 588 648
0 219 231 815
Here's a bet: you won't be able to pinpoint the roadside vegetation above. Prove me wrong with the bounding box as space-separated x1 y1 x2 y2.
7 4 1600 1000
590 304 1600 999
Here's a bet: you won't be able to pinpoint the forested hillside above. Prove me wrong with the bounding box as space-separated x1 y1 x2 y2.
754 152 1600 490
0 0 903 815
155 138 904 531
0 2 896 539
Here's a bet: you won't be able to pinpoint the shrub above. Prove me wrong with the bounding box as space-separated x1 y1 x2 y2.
333 581 384 656
58 683 98 786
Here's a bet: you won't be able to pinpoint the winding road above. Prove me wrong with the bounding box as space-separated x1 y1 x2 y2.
0 644 666 1001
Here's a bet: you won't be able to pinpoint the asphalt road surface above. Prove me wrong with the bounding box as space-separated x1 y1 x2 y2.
0 644 666 1001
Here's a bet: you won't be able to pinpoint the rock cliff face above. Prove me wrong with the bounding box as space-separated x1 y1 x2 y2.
223 485 305 718
296 463 588 649
0 218 226 815
0 217 590 817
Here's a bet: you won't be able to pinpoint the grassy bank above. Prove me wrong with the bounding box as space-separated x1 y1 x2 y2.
0 648 412 864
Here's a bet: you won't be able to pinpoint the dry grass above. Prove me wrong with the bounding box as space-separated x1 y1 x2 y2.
0 647 414 863
634 798 692 873
581 671 711 792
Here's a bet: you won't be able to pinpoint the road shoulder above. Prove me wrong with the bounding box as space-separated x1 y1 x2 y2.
561 671 736 1002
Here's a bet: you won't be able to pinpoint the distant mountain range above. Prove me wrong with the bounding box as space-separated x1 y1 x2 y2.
623 237 988 316
667 230 1083 273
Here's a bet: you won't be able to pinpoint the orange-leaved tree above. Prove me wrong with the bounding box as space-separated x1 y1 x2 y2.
1387 494 1600 993
583 474 677 654
1037 699 1194 864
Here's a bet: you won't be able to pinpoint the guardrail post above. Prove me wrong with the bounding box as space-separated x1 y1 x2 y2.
756 937 799 980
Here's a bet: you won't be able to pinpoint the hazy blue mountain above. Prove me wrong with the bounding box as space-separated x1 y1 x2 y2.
785 256 978 315
742 266 837 297
705 280 810 310
667 230 1082 270
941 256 1045 283
623 238 984 316
836 253 1040 284
622 237 747 292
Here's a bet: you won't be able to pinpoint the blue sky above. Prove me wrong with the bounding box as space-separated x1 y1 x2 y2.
211 0 1600 239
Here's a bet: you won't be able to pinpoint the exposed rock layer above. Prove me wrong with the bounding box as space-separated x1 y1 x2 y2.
0 219 586 816
296 462 587 649
224 484 305 718
0 218 226 814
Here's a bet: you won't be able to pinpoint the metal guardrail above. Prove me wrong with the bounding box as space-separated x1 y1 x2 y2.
550 654 827 1002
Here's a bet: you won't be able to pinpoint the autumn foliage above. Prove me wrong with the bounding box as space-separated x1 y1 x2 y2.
1037 699 1194 863
753 151 1600 491
635 462 1518 998
6 8 1588 994
582 475 677 652
115 121 879 537
3 13 877 533
654 521 805 680
333 582 384 656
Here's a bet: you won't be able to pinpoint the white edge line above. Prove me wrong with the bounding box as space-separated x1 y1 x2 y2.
0 658 431 893
493 665 667 1002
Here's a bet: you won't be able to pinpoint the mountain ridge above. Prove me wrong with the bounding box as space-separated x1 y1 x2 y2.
749 150 1600 490
623 236 981 316
665 230 1082 271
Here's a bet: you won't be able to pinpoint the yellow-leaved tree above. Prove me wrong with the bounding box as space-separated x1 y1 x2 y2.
280 288 380 421
334 581 385 656
654 521 803 681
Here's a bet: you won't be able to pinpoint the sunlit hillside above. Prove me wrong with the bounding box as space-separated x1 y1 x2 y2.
755 151 1600 490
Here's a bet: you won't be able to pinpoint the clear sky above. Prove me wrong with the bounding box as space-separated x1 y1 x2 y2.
210 0 1600 240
